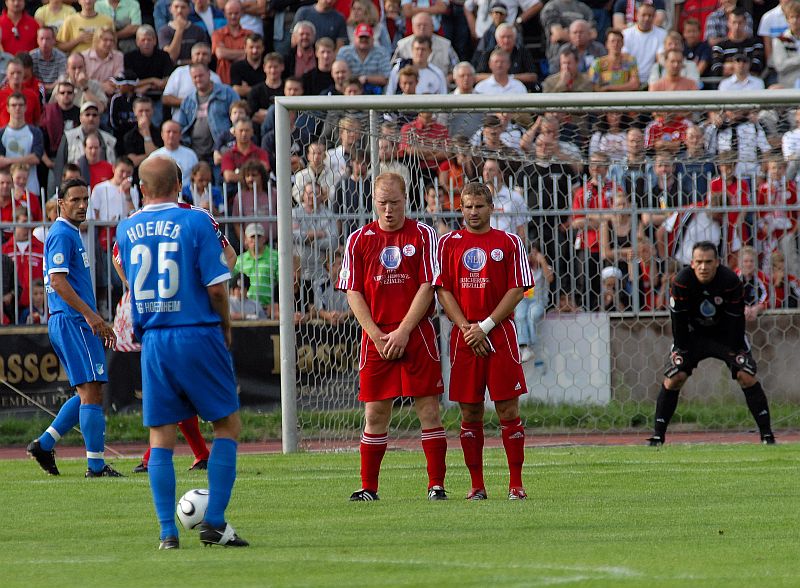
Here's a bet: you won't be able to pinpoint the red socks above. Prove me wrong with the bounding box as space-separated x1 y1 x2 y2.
500 417 525 489
141 416 209 467
421 427 447 489
460 421 485 490
359 432 388 492
178 415 210 461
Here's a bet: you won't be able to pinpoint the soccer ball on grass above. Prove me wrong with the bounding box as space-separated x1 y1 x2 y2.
176 488 209 530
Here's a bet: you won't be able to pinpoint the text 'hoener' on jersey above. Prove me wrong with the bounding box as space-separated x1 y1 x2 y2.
337 218 438 325
115 203 231 339
669 264 746 350
44 217 96 323
434 228 534 322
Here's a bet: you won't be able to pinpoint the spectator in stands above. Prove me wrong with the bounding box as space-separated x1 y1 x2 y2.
123 27 173 127
234 222 279 310
710 7 765 77
180 160 222 212
293 181 338 283
30 26 66 96
323 58 351 96
387 35 447 94
782 108 800 177
772 1 800 88
0 58 41 126
52 102 116 191
705 110 770 180
96 0 142 53
571 152 619 310
768 250 800 307
649 50 699 93
515 244 551 363
609 127 648 188
58 0 114 55
649 31 700 85
678 125 715 199
335 147 371 234
475 23 538 88
0 92 44 197
709 150 750 265
704 0 752 47
233 160 278 241
520 112 583 172
600 266 631 311
294 1 348 51
2 208 43 317
441 62 482 138
121 96 163 168
301 37 335 97
591 28 640 92
34 0 76 34
313 250 352 324
78 132 114 188
399 110 449 191
154 0 173 33
598 190 634 277
174 62 238 166
760 0 792 68
260 78 315 172
247 52 284 126
347 0 391 50
392 12 458 77
540 0 594 67
543 46 594 92
40 80 78 176
589 111 627 161
718 51 766 90
8 163 42 222
482 157 527 240
637 152 687 233
682 17 711 76
52 52 108 112
756 155 797 264
421 182 456 235
612 0 667 31
81 27 124 96
325 115 362 186
736 245 769 320
469 1 513 58
337 23 392 94
465 0 542 53
473 48 526 94
159 0 210 66
109 73 140 144
149 119 198 184
231 33 266 98
190 0 226 36
284 20 317 80
622 3 667 85
549 18 606 75
221 118 271 186
212 0 252 85
20 279 46 324
293 141 336 204
1 0 39 56
384 67 419 126
229 273 266 319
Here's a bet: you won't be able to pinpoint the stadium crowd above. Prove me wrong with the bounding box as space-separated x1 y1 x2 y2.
0 0 798 330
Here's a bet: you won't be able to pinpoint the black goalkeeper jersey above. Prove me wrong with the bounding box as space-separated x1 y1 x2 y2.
669 265 746 350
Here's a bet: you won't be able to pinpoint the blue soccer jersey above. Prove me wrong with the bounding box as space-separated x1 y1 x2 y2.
44 217 97 323
116 203 231 336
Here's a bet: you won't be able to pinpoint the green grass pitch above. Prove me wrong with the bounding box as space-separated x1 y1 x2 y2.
2 444 799 587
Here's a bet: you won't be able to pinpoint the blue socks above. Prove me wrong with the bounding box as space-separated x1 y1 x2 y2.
79 404 105 472
148 447 179 540
205 438 237 528
39 394 81 451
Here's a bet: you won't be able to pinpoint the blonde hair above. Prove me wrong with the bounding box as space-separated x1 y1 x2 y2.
347 0 378 26
374 172 406 195
93 26 117 49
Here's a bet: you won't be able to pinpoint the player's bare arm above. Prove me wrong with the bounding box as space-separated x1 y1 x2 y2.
207 282 232 348
463 287 525 348
436 287 490 358
347 290 389 359
49 273 117 348
381 283 434 360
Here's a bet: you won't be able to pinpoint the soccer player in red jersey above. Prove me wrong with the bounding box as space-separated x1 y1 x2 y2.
337 172 448 501
434 182 534 501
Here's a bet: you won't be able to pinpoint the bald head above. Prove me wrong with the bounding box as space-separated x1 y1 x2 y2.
139 156 180 202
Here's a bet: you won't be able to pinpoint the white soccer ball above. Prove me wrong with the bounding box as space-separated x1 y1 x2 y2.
176 488 209 530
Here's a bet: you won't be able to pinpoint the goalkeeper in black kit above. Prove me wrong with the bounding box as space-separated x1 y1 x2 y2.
648 241 776 446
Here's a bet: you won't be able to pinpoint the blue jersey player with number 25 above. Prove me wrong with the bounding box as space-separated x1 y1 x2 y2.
115 157 248 550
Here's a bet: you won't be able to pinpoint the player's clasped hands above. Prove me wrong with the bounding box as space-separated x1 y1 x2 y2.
380 327 410 361
462 324 491 358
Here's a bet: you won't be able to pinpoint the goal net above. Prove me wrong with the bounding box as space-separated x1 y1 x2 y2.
272 91 800 451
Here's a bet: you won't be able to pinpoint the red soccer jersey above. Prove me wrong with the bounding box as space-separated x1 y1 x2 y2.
644 117 691 150
571 180 617 253
338 219 437 326
756 178 798 243
434 228 533 322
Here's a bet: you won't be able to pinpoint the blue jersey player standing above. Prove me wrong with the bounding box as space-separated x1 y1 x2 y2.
27 178 121 478
115 156 248 550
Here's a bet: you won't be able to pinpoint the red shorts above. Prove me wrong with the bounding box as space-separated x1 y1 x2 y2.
358 318 444 402
448 319 527 404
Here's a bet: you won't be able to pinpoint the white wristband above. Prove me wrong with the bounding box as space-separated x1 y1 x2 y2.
478 317 496 334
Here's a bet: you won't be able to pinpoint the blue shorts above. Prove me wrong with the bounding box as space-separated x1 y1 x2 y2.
48 313 108 387
141 325 239 427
